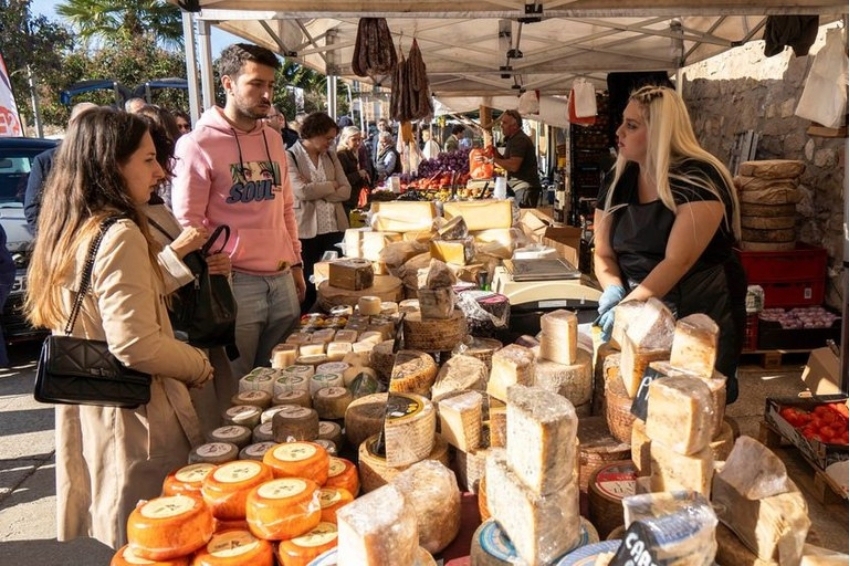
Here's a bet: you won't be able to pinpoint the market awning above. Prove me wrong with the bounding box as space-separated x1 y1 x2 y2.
172 1 845 97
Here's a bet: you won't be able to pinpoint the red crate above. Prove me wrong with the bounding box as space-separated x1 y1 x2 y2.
743 313 759 351
759 279 825 308
735 243 827 283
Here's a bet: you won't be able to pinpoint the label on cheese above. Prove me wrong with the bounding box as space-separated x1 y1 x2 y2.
386 394 423 422
280 406 312 419
120 547 156 565
207 530 260 557
175 463 215 483
328 458 346 477
238 390 269 401
319 488 343 507
291 522 338 547
139 494 195 519
257 478 308 499
477 519 517 558
319 422 338 437
595 464 637 500
212 461 263 484
213 426 248 440
195 442 235 458
273 443 318 462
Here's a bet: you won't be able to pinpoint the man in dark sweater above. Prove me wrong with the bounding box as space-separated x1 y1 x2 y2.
491 109 542 208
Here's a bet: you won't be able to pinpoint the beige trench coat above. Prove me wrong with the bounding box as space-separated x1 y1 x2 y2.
54 219 210 549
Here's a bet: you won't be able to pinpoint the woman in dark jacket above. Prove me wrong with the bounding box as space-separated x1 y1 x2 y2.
336 126 370 214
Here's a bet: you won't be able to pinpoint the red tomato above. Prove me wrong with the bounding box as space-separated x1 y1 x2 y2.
819 427 836 441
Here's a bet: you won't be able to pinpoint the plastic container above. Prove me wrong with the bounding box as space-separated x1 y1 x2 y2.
494 176 507 200
735 243 827 283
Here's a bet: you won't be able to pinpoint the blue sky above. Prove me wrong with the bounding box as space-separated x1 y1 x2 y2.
29 0 238 56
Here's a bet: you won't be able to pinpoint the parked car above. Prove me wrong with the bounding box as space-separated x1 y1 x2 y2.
0 137 58 342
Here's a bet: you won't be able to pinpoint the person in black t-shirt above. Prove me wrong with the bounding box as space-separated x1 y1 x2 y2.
594 85 746 403
491 110 542 208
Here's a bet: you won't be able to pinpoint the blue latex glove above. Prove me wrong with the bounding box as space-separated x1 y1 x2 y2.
595 285 626 342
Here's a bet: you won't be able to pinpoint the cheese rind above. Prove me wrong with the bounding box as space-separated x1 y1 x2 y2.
669 313 719 378
533 349 593 407
431 354 487 399
539 309 578 366
649 443 713 498
201 460 274 520
193 529 274 566
645 376 713 455
437 390 483 453
384 393 437 468
127 494 214 561
487 344 535 402
245 478 322 541
718 435 788 500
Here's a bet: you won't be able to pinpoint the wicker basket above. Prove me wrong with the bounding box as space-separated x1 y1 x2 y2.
578 416 631 492
605 370 635 444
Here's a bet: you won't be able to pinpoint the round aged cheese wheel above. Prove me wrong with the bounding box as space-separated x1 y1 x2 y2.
741 228 796 243
535 348 593 407
263 441 330 485
260 406 288 425
739 202 797 218
304 546 434 565
201 460 274 520
738 159 805 179
274 375 310 398
740 215 796 230
588 460 637 539
577 416 631 493
273 389 313 409
317 421 344 449
272 406 320 442
314 438 338 456
313 386 354 420
341 351 370 367
191 529 273 566
318 487 354 524
238 370 276 395
604 372 635 444
358 434 449 493
245 478 322 541
208 425 252 449
316 361 350 379
239 442 276 462
557 540 622 565
402 310 467 352
452 336 503 371
358 296 383 316
277 522 339 566
127 494 214 561
390 460 460 554
309 374 345 396
468 518 600 565
296 355 330 369
388 350 438 397
324 457 359 497
384 393 437 468
282 365 315 381
230 390 272 410
188 442 239 465
110 544 190 566
344 393 388 448
162 463 216 497
222 405 262 429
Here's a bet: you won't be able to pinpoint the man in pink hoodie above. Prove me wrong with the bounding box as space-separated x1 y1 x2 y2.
172 43 305 379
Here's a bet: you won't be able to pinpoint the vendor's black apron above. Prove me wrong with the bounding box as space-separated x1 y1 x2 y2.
611 200 746 402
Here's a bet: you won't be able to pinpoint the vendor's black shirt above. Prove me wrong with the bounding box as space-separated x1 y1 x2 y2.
504 130 541 188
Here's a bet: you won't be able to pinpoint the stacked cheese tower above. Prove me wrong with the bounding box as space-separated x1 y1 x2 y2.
402 259 468 352
536 309 594 413
734 159 806 252
485 386 582 564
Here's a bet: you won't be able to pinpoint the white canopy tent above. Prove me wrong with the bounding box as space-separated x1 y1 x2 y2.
173 0 845 120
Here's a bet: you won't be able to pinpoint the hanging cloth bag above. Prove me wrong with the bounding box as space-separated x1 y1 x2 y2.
572 78 598 118
795 29 849 128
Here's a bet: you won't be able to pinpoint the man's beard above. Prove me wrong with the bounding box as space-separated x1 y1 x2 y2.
234 98 269 121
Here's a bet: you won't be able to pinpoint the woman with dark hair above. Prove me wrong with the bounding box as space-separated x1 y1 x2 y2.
25 107 213 548
172 109 192 138
286 112 351 312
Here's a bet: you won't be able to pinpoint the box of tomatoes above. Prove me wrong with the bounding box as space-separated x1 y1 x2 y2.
765 395 849 470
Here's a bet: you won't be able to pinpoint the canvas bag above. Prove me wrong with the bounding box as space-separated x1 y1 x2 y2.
795 29 849 128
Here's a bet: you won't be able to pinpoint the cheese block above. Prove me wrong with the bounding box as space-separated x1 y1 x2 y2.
271 344 299 369
347 370 381 400
299 344 326 357
631 418 651 476
274 375 310 398
162 463 216 497
389 350 438 396
344 229 403 260
442 200 513 231
329 258 374 291
239 368 277 395
318 487 354 524
488 402 507 448
272 406 320 442
110 545 190 566
432 354 487 400
344 393 388 448
648 361 727 438
738 159 806 179
452 336 502 371
719 436 789 500
646 376 713 455
437 390 483 452
209 425 252 449
471 228 519 259
714 522 779 566
325 457 360 497
325 341 353 361
285 332 313 346
336 483 419 565
487 344 535 402
245 478 322 541
430 238 475 266
223 405 262 429
334 329 359 343
469 517 599 566
618 334 669 399
384 393 437 468
534 349 593 407
283 365 315 381
263 442 330 485
611 301 643 349
454 447 490 493
437 215 469 240
191 529 273 566
252 422 275 443
402 310 467 352
239 442 276 462
359 329 387 345
539 309 579 365
317 421 344 448
649 443 713 497
390 460 461 554
274 390 313 409
622 298 676 350
588 460 637 539
313 387 353 420
314 439 337 456
358 434 450 493
188 442 239 465
507 385 577 496
371 201 438 232
231 390 273 410
417 287 456 319
577 416 632 491
710 420 735 462
368 340 396 380
127 494 214 561
669 313 719 379
485 449 581 564
278 522 339 566
201 461 274 521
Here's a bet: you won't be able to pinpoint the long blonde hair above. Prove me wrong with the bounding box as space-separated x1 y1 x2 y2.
25 108 163 329
604 85 741 239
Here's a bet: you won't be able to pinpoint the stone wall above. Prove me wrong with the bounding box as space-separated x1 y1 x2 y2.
682 42 847 311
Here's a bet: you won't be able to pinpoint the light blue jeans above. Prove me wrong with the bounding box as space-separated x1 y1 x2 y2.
229 270 300 379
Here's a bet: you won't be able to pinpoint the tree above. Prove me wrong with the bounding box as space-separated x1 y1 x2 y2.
56 0 183 48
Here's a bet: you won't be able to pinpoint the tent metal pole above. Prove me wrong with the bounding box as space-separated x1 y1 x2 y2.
181 11 201 124
198 20 216 113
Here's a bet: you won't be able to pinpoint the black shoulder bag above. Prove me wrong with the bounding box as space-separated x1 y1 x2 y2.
33 217 152 408
148 219 237 350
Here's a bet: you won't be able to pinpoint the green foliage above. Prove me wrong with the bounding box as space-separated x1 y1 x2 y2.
56 0 183 48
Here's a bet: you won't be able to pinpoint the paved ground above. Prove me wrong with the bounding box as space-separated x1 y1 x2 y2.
0 341 847 564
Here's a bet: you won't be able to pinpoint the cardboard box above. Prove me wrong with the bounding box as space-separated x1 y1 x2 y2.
802 347 843 395
542 226 582 269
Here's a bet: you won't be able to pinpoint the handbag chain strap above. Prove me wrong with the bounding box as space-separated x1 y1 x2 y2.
146 215 230 257
63 216 122 336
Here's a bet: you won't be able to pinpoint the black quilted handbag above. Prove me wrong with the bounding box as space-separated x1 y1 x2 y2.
33 217 151 408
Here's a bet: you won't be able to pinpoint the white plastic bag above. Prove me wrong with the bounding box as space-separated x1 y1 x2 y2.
795 29 849 128
517 90 540 115
572 78 597 118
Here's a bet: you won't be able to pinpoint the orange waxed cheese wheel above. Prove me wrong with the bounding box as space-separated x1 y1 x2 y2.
190 529 274 566
277 522 338 566
201 460 274 521
246 478 322 541
213 519 249 533
323 457 359 497
262 441 329 485
318 487 354 524
110 544 190 566
127 494 214 561
162 463 217 497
